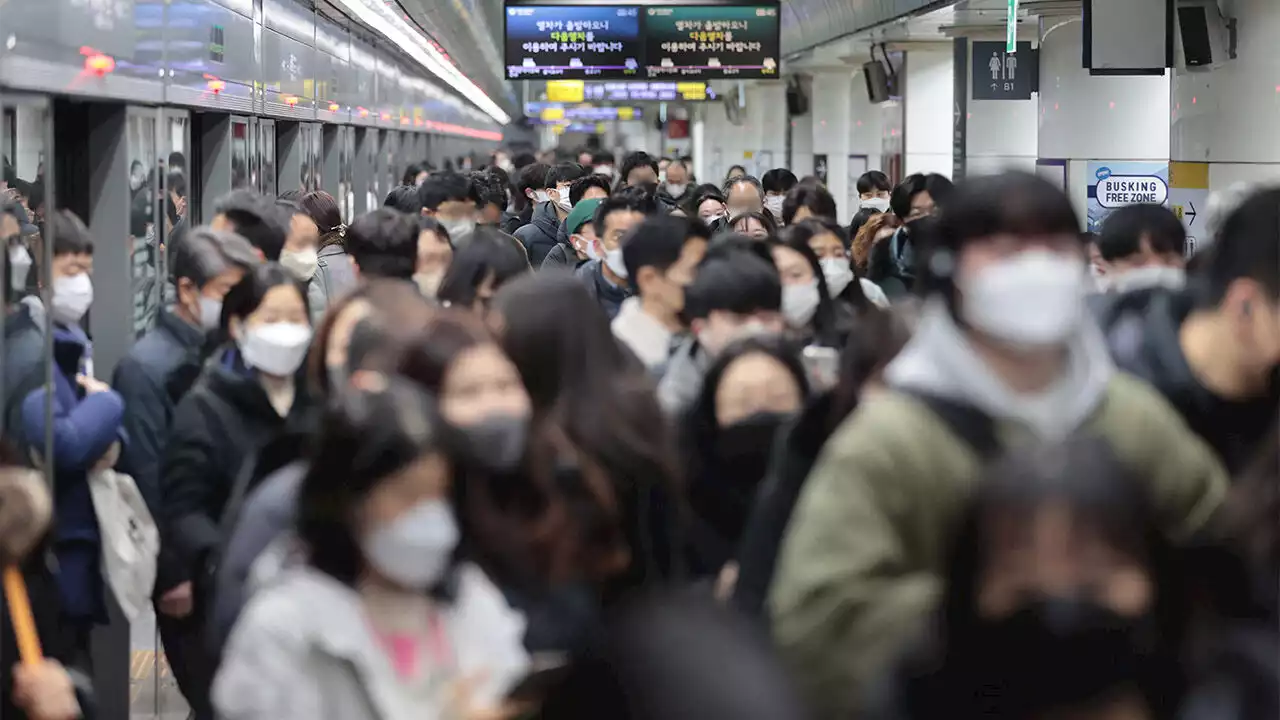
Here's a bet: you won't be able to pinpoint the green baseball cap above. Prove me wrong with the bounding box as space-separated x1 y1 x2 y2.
564 197 603 237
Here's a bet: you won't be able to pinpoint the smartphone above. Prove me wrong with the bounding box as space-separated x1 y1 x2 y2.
504 653 572 703
801 346 840 392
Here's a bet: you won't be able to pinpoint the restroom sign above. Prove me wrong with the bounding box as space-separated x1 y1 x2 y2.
971 41 1035 100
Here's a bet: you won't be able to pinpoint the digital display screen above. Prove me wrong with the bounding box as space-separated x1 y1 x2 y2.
504 1 780 80
525 103 644 121
644 5 779 78
505 5 643 79
584 81 718 101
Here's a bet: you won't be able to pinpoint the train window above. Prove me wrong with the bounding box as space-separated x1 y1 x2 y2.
340 126 353 221
310 123 323 192
160 111 189 312
368 127 380 207
126 111 160 338
383 131 398 195
231 119 249 189
259 119 277 197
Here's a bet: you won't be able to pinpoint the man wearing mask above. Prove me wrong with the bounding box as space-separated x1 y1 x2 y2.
346 208 419 281
575 191 650 320
419 171 480 246
515 162 587 267
762 168 798 222
658 247 785 417
11 211 129 659
1092 203 1187 295
2 199 37 301
541 197 603 273
1098 189 1280 473
770 172 1228 719
591 150 617 181
867 172 953 299
855 170 893 212
661 159 694 208
505 162 550 235
113 228 259 713
276 199 321 284
612 215 710 372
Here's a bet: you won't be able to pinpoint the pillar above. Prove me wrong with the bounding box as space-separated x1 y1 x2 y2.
904 47 955 177
811 71 854 220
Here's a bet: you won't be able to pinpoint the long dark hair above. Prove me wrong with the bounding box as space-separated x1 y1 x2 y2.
770 232 842 347
299 190 344 249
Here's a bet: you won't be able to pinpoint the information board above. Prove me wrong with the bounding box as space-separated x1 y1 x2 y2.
643 5 779 78
584 81 718 102
505 5 643 79
504 1 781 80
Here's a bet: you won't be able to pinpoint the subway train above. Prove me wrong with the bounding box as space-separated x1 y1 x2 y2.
0 0 502 715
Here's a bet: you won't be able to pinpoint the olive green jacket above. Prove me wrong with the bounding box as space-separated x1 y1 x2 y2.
768 375 1227 719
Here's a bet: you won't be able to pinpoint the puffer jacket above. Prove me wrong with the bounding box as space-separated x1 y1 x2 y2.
514 202 562 268
307 243 357 326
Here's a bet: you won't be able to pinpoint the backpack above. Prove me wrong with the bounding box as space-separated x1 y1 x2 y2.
901 389 1002 461
87 467 159 621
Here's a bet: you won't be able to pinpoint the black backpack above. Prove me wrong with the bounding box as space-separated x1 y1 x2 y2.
901 389 1002 462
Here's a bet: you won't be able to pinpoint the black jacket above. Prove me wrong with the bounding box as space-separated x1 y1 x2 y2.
731 393 835 618
867 227 915 300
1096 288 1279 474
540 219 583 272
514 202 563 268
113 311 206 594
502 206 532 236
574 259 632 320
160 349 311 597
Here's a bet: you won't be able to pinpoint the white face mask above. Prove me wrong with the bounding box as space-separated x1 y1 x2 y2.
700 318 775 358
1109 265 1186 294
584 237 602 262
362 499 459 590
960 250 1086 348
414 270 444 298
861 197 890 213
604 247 628 279
764 195 785 217
440 218 476 241
238 321 312 377
552 190 572 212
9 244 32 291
665 183 687 198
51 273 93 326
705 213 724 226
782 281 821 328
534 190 550 204
199 296 223 331
593 165 615 179
820 257 854 297
279 248 319 282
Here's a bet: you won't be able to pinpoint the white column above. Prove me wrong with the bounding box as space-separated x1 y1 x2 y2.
1171 0 1280 190
904 47 955 177
812 71 854 220
15 106 43 180
691 106 707 183
966 39 1038 175
1038 17 1170 218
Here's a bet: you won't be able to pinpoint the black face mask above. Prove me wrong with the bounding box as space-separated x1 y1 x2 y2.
450 414 530 475
711 412 789 485
947 597 1171 718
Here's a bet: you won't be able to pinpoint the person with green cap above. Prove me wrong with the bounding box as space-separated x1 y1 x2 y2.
540 176 612 271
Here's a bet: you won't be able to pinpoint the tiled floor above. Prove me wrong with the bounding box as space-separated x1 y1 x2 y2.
129 608 191 719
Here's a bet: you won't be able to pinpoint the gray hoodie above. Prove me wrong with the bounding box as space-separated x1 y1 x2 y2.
884 299 1115 440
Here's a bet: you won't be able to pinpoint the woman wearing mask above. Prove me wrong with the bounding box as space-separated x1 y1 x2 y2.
682 337 807 579
494 273 684 603
732 308 911 617
769 234 847 348
299 190 354 326
209 281 438 657
414 217 453 300
689 188 728 228
213 378 529 720
160 263 314 712
437 229 530 320
872 437 1189 720
786 218 889 309
731 211 777 242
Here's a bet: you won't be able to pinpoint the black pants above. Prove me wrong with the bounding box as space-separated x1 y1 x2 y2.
156 611 215 720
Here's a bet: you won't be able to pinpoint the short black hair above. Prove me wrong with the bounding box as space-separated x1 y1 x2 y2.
469 171 508 211
570 174 612 205
220 262 308 334
401 163 427 185
856 171 892 196
345 207 418 280
214 189 287 260
547 162 588 187
1097 203 1186 262
622 215 711 290
782 184 839 225
384 185 422 215
512 152 537 169
517 162 552 196
930 171 1080 259
50 210 94 257
419 171 476 212
437 228 530 308
484 164 511 190
591 150 615 166
684 247 782 321
762 168 799 195
890 173 954 220
26 182 44 213
1200 187 1280 305
619 152 659 183
730 210 778 239
593 189 654 236
167 170 187 199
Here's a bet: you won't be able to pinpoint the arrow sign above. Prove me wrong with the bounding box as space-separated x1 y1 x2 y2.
1185 200 1197 226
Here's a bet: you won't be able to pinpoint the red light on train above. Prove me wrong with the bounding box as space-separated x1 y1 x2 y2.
329 103 340 112
283 95 299 107
357 107 370 118
206 78 226 93
80 47 115 76
400 116 409 125
380 112 391 121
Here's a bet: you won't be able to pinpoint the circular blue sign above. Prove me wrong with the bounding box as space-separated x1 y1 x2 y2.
1095 167 1112 181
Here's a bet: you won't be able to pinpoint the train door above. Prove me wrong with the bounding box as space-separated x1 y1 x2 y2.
341 125 355 220
257 117 277 197
307 122 323 192
354 126 376 214
321 124 342 197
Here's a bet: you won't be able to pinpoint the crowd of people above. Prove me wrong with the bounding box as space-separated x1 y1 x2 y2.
0 146 1275 720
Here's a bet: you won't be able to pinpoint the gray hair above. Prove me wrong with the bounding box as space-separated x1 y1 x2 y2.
723 174 764 201
170 226 262 288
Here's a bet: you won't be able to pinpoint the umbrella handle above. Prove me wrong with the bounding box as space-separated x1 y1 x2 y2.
4 565 42 666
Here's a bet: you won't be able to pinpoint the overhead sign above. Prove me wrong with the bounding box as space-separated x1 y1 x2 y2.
503 1 781 80
584 81 718 102
525 103 644 121
972 41 1035 101
546 79 586 102
1006 0 1019 53
1085 161 1170 232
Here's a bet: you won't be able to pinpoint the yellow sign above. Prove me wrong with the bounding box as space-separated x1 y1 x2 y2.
540 107 566 121
617 107 634 120
595 122 606 134
677 82 707 100
552 125 566 135
546 80 585 103
744 151 754 159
